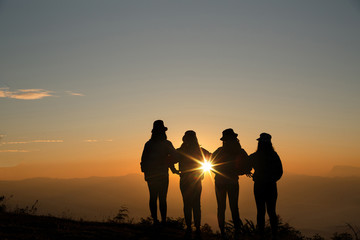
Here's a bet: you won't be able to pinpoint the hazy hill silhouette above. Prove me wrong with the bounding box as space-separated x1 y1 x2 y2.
329 165 360 177
0 173 359 238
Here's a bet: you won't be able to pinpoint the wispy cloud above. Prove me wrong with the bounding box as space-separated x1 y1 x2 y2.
0 88 53 100
2 142 28 144
84 139 113 143
0 91 7 98
0 137 63 154
1 140 63 144
0 150 29 153
0 88 86 99
32 140 64 143
66 91 85 96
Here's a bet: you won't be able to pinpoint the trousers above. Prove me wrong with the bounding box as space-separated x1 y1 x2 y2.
215 179 241 233
147 177 169 222
180 175 202 229
254 181 278 234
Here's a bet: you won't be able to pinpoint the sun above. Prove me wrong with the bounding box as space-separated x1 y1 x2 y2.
200 159 214 173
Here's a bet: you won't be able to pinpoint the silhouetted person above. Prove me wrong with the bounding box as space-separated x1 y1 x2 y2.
173 130 210 238
211 129 249 238
140 120 178 224
248 133 283 237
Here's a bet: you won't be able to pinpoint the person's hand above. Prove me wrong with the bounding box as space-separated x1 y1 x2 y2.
246 173 253 178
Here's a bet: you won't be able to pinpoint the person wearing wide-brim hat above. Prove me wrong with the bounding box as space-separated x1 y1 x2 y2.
248 133 283 238
140 120 178 224
211 128 250 238
172 130 211 237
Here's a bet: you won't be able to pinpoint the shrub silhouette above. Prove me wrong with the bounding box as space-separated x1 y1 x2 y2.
164 217 185 229
0 195 7 213
109 206 132 224
220 216 318 240
311 234 325 240
332 232 354 240
0 195 38 215
14 199 38 215
346 223 360 240
201 223 214 234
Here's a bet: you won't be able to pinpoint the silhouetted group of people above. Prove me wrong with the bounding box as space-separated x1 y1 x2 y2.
141 120 283 239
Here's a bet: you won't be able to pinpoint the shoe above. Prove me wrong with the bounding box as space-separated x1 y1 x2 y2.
153 219 160 226
161 219 167 226
195 228 201 239
185 227 192 239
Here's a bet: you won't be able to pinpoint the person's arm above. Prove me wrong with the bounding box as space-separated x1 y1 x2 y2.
246 153 255 178
167 141 179 164
242 148 252 174
273 152 283 181
201 148 211 161
140 142 149 173
166 141 180 175
169 164 180 175
210 148 221 174
237 148 251 175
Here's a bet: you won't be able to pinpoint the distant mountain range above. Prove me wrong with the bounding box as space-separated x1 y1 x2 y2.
328 165 360 177
0 173 359 238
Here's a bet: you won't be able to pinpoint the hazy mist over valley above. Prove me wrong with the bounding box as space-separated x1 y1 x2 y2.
1 169 359 238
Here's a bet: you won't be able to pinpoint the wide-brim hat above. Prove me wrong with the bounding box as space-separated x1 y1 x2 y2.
220 128 238 141
151 120 168 133
257 132 272 142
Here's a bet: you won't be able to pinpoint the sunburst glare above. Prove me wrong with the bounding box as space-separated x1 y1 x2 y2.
200 159 214 174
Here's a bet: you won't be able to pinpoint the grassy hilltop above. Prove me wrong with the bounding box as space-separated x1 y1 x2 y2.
0 205 358 240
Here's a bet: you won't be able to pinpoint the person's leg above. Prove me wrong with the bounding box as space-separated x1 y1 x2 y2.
147 181 159 223
193 180 202 231
215 181 227 236
228 181 241 233
266 182 278 237
254 182 266 234
158 177 169 223
180 179 193 230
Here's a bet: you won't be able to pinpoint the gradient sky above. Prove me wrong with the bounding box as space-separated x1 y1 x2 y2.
1 0 360 180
